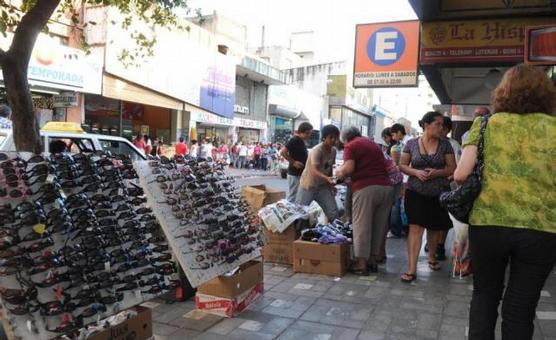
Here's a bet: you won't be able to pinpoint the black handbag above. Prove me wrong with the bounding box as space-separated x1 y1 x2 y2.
439 115 489 223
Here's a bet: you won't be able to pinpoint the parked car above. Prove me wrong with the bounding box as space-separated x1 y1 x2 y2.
0 122 146 160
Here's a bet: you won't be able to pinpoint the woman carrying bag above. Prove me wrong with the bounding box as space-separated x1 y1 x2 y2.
454 64 556 340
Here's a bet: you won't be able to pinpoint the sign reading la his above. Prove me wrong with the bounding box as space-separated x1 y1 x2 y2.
353 21 420 88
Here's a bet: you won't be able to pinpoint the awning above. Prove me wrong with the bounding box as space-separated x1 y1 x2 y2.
102 73 183 111
268 104 299 119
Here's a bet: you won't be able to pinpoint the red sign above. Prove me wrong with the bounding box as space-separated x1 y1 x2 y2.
525 26 556 65
421 18 556 64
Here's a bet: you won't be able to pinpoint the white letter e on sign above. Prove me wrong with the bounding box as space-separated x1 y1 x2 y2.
374 31 398 61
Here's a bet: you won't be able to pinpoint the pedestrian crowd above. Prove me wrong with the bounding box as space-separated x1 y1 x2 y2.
280 65 556 340
132 133 284 173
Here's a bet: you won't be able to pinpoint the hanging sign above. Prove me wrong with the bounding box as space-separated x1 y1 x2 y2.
354 20 420 88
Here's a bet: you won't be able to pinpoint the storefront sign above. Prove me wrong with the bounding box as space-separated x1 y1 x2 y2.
191 109 234 126
421 17 556 64
440 0 549 11
525 26 556 65
53 92 78 107
234 118 266 130
234 105 250 114
354 21 420 88
190 106 266 130
0 33 102 94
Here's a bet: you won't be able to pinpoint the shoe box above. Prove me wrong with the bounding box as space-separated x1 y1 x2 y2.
87 306 152 340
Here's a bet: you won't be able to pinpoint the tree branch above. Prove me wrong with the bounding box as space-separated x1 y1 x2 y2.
8 0 61 65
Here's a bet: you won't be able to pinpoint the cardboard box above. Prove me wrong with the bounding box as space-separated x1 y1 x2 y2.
263 226 299 244
195 282 264 318
241 185 285 213
87 306 152 340
197 260 263 298
263 242 293 265
292 240 351 277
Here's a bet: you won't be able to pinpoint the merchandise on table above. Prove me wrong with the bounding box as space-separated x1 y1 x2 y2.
0 152 177 340
135 156 263 288
300 220 353 245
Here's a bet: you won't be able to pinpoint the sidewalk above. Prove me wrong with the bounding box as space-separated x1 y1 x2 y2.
149 238 556 340
227 167 281 179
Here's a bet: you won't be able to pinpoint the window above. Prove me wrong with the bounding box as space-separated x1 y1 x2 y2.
99 139 144 161
48 137 95 153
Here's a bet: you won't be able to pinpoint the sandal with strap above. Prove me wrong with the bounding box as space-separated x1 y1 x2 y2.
349 266 369 276
400 273 417 283
428 261 441 271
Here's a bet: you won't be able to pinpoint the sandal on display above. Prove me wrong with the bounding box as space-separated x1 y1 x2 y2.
400 273 417 283
428 261 441 271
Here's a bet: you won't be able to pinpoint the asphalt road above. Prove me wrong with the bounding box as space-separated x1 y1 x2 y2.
235 175 288 192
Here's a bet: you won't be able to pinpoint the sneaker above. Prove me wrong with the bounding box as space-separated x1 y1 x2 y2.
436 245 446 261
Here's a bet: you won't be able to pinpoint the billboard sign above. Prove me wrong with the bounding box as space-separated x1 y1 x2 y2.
353 20 420 88
421 18 556 64
200 53 236 119
525 26 556 65
0 33 103 94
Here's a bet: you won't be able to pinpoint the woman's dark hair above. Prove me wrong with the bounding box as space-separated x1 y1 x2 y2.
341 126 362 142
492 64 556 115
191 140 197 145
418 111 443 129
381 127 392 138
390 123 406 135
297 122 314 133
442 116 453 132
321 124 340 140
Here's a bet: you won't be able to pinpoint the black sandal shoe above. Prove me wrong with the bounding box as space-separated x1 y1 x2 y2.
349 267 369 276
428 261 441 271
400 273 417 283
368 263 378 273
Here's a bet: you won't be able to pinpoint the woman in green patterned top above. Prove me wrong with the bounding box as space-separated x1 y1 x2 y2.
454 64 556 340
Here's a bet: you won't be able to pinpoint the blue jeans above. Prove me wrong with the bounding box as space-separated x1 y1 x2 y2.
296 185 338 222
287 175 300 202
389 183 403 236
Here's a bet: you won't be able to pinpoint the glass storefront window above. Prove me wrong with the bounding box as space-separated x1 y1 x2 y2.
270 116 292 145
341 108 370 136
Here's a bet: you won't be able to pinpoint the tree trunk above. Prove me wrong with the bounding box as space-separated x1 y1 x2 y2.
2 54 42 153
0 0 61 153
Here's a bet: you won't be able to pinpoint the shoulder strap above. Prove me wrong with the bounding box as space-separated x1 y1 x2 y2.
476 115 490 177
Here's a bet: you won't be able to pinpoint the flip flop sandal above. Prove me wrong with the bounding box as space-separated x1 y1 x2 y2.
428 261 441 271
400 273 417 283
349 266 369 276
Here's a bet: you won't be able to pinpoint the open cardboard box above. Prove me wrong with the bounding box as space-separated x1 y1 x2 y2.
292 240 351 277
197 260 263 298
196 260 264 317
241 185 285 214
87 306 152 340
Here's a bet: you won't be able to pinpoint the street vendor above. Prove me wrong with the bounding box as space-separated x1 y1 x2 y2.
296 124 339 222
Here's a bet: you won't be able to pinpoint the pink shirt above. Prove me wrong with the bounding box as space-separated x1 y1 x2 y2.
254 146 262 155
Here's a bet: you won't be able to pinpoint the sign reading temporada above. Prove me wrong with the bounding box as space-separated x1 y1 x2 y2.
353 20 420 88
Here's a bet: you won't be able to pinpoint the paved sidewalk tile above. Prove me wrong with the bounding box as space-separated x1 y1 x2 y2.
152 237 556 340
277 320 359 340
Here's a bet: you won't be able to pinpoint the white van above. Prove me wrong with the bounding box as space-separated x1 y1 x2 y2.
0 122 146 161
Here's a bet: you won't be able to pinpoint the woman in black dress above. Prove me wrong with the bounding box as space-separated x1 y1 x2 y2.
399 111 456 283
